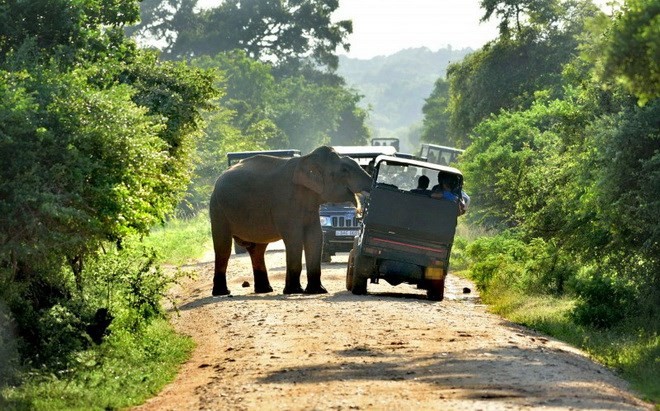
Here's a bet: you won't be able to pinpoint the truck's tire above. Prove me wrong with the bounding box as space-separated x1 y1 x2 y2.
346 249 355 291
351 254 371 295
322 250 332 263
234 243 247 254
427 276 446 301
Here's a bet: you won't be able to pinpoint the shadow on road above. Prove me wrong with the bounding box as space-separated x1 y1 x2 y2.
174 286 462 312
255 346 644 410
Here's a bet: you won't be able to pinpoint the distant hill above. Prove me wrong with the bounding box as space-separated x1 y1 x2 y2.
337 46 473 140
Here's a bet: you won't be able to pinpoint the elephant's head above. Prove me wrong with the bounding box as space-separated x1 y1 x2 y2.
293 146 372 207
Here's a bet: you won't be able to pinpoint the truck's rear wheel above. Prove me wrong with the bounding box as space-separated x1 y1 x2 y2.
351 254 371 295
427 277 446 301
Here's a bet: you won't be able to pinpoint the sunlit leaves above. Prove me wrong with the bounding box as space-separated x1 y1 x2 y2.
0 1 217 269
0 0 142 65
601 0 660 105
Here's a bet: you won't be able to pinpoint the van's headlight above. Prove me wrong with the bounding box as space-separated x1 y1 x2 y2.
319 216 333 227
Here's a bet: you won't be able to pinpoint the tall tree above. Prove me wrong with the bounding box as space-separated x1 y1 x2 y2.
129 0 352 70
445 0 602 143
420 77 452 146
480 0 564 39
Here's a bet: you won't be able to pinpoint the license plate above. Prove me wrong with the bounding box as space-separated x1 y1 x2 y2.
336 230 359 237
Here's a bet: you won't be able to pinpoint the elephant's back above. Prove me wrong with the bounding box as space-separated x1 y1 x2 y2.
212 155 293 205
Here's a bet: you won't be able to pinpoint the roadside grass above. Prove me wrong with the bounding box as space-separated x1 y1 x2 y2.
479 286 660 406
1 213 211 410
1 319 193 411
135 210 213 265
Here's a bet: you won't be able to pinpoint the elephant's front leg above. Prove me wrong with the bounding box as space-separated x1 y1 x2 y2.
247 243 273 293
282 241 305 294
303 223 327 294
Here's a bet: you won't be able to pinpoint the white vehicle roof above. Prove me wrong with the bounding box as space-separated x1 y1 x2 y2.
374 155 462 176
332 145 397 158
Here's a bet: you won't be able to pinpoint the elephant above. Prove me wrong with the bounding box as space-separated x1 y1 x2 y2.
210 146 373 296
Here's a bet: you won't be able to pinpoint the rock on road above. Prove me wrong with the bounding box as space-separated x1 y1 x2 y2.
134 246 652 411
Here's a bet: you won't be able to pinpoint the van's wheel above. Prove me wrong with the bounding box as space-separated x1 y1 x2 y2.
427 277 446 301
321 250 332 263
234 243 247 254
351 254 371 295
346 250 355 291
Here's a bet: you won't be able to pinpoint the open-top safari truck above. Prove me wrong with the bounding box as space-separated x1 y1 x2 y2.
346 155 464 301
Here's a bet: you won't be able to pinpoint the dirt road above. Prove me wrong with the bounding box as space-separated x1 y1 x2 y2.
134 246 652 411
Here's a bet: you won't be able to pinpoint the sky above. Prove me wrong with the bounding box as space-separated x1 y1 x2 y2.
333 0 500 59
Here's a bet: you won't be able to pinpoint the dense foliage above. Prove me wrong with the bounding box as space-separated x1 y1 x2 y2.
0 0 216 395
600 0 659 105
423 0 601 147
442 0 659 333
420 77 452 146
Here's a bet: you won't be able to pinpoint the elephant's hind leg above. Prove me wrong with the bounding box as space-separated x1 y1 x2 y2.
211 213 232 296
248 243 273 293
212 247 231 296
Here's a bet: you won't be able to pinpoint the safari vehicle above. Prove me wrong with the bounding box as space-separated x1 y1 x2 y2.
346 155 464 301
371 137 400 151
226 149 300 253
419 143 464 166
319 145 398 262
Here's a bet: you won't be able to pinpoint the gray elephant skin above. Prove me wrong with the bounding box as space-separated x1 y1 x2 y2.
210 146 373 296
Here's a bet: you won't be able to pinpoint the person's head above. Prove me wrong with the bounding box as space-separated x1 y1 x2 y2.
449 174 460 191
438 173 452 189
417 175 430 189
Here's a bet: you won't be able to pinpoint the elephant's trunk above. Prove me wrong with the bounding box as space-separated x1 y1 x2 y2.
353 191 370 215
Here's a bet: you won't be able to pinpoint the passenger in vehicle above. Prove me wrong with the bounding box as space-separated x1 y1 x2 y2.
431 174 458 201
366 159 375 175
431 173 469 215
411 175 431 195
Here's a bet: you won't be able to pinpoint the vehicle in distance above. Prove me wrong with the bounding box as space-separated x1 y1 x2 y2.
419 143 464 166
371 137 400 151
346 155 464 301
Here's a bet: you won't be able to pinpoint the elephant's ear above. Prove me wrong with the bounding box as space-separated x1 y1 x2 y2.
293 156 324 195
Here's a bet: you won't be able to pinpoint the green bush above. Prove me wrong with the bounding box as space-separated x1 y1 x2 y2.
1 319 193 411
0 244 181 372
571 268 636 329
87 247 177 331
464 232 578 295
465 234 527 291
